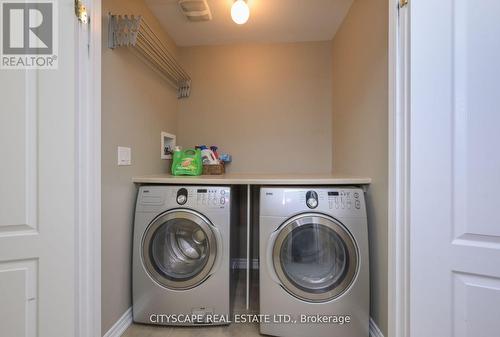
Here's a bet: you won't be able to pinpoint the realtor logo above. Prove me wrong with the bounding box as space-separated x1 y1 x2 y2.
1 0 57 69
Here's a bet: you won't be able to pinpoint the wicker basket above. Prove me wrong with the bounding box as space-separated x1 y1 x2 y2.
202 163 225 175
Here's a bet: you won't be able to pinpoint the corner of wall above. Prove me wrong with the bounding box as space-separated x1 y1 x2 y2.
329 0 389 335
101 0 181 334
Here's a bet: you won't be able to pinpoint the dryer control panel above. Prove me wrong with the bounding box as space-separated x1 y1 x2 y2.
259 187 366 218
326 190 363 211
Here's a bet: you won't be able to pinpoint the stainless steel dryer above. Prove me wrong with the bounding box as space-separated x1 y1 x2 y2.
133 185 232 326
259 187 369 337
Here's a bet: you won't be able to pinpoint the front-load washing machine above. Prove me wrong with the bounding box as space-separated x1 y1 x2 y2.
260 187 369 337
133 185 232 326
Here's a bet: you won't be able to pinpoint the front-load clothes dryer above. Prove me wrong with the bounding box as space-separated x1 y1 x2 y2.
133 185 232 326
259 187 369 337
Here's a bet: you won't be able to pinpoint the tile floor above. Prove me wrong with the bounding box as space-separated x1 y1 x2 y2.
123 270 262 337
122 322 261 337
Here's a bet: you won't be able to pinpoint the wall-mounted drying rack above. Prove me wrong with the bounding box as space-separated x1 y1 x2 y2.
108 13 191 98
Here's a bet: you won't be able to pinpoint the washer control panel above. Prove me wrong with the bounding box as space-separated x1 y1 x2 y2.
137 186 230 212
168 186 230 209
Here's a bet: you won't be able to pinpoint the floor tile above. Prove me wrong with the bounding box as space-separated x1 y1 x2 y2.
123 323 262 337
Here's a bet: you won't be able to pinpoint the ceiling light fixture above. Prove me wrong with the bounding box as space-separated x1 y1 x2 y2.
231 0 250 25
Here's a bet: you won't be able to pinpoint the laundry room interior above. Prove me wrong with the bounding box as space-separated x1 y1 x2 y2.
101 0 388 336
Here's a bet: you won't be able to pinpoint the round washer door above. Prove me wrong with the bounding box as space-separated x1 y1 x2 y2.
272 213 358 302
142 209 218 290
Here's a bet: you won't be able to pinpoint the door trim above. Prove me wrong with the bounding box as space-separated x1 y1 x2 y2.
75 0 101 336
388 0 410 337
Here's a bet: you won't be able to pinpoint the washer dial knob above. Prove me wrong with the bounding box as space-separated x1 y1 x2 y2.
176 188 188 205
306 191 319 209
177 195 187 205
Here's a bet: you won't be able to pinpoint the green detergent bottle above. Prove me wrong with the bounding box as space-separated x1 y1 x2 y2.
171 148 203 176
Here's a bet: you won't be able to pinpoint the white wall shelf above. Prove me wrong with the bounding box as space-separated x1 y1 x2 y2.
132 173 371 185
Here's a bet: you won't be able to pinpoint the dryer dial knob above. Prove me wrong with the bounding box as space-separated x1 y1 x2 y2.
306 191 319 209
307 198 318 209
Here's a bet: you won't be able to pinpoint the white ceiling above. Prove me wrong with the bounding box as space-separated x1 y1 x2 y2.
145 0 354 47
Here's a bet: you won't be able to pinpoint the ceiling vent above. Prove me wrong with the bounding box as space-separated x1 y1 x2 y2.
178 0 212 22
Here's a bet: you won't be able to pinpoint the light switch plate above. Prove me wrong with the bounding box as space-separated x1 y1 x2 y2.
117 146 131 166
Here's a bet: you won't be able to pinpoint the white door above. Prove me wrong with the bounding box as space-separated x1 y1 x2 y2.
0 1 78 336
410 1 500 336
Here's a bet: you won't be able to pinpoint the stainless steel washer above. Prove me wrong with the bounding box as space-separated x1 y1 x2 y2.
133 185 232 326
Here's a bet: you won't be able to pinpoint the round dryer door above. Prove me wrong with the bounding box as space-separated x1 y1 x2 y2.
272 213 358 302
142 209 218 290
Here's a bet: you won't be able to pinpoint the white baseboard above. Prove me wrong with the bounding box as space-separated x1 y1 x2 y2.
103 307 132 337
369 317 385 337
231 258 259 270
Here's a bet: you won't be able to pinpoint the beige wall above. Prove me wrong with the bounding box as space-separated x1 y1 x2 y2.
331 0 388 334
177 42 332 174
101 0 179 334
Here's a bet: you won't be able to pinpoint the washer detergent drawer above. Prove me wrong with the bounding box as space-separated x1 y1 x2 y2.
139 188 165 205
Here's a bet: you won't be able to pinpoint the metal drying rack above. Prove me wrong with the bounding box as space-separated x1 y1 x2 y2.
108 13 191 98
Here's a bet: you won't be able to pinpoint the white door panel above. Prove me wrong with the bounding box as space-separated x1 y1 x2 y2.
454 0 500 241
0 71 36 233
411 1 500 336
0 1 77 336
0 260 37 337
453 273 500 337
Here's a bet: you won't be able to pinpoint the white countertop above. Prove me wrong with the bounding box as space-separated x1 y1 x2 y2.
132 173 371 185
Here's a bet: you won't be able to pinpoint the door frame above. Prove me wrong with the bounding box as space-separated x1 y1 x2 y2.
76 0 411 336
76 0 101 336
388 0 410 337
